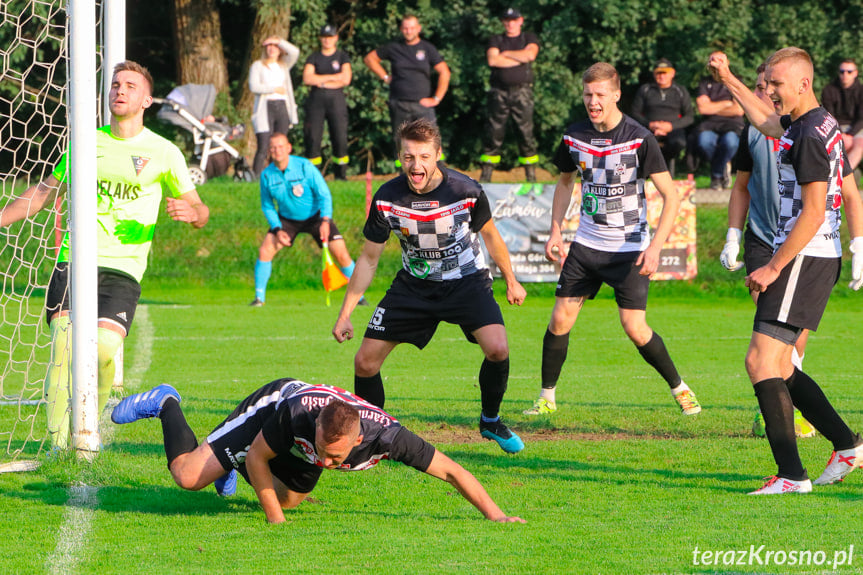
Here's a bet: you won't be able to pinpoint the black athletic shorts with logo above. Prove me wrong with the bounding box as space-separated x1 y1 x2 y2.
555 242 650 310
753 254 840 342
364 269 504 348
45 263 141 334
275 211 342 248
743 226 774 275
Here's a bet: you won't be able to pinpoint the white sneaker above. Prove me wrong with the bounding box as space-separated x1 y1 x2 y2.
813 444 863 485
748 475 812 495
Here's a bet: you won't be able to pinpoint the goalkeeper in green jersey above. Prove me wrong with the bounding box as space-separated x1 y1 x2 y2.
0 61 209 450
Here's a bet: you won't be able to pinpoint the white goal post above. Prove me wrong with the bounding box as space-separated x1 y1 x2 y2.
0 0 118 464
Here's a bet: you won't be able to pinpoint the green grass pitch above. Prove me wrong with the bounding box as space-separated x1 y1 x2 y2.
1 181 862 574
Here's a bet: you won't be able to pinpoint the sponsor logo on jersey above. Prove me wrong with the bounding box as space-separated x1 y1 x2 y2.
590 139 612 146
584 183 625 197
131 156 150 176
416 50 426 61
301 395 334 410
614 162 626 176
582 192 599 215
411 201 439 209
98 179 141 200
815 114 838 139
292 183 304 197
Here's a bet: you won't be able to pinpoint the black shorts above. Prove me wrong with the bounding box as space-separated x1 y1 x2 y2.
555 243 650 310
45 263 141 334
743 227 774 275
275 212 342 248
207 404 322 494
754 254 840 334
364 270 504 349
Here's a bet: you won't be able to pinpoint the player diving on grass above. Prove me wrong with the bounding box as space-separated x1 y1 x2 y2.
110 379 526 524
0 61 209 451
332 118 528 454
523 62 700 417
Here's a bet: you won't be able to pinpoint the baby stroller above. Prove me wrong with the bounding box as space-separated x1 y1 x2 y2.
154 84 254 184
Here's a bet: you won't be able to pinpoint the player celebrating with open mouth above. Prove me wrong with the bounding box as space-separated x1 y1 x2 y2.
333 118 527 454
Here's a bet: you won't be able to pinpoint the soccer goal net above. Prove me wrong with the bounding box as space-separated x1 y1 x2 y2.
0 0 103 466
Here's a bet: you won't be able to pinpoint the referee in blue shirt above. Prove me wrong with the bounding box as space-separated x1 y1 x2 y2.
251 133 365 306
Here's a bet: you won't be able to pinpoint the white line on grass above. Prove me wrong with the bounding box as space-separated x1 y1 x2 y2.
45 484 99 574
46 305 153 573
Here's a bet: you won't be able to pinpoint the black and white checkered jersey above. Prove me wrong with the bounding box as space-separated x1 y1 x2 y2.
214 378 435 472
776 108 851 258
552 114 667 253
364 166 493 281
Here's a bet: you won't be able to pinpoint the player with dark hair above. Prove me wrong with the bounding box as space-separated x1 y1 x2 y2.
0 60 209 450
332 118 528 454
523 62 700 417
709 48 863 494
111 379 525 524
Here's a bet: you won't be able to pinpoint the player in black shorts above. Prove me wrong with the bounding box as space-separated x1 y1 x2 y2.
111 379 524 524
524 62 701 418
710 48 863 494
332 118 527 454
720 64 815 438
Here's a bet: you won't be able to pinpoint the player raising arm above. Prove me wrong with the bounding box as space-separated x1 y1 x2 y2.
110 378 525 524
709 48 863 494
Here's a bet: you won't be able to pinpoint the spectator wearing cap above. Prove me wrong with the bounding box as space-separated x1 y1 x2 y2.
302 24 352 180
364 14 451 161
821 59 863 171
479 7 540 183
694 70 745 190
249 35 301 177
631 58 694 177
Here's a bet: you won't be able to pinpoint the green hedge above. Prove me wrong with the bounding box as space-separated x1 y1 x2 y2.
279 0 863 173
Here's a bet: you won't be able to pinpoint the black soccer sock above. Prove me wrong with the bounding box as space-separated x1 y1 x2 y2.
636 331 682 388
159 397 198 470
754 378 806 480
541 328 569 389
479 357 509 419
355 372 385 408
786 368 859 450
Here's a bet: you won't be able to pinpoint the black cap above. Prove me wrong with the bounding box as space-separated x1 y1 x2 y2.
653 58 674 72
320 24 338 37
501 7 522 19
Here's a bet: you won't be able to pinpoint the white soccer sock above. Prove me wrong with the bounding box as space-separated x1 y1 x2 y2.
670 381 691 396
539 387 556 403
791 348 804 370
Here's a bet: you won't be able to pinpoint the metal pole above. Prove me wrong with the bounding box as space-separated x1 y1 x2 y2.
68 0 101 458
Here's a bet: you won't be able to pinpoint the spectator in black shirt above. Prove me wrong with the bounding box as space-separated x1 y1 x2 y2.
631 58 694 176
479 7 540 183
302 24 352 180
821 59 863 170
364 14 451 160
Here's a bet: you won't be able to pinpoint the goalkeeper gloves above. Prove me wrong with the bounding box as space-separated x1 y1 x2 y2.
850 237 863 291
720 227 744 271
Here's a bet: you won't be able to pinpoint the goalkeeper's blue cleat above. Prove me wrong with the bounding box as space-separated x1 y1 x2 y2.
214 469 238 497
479 418 524 453
111 384 181 424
